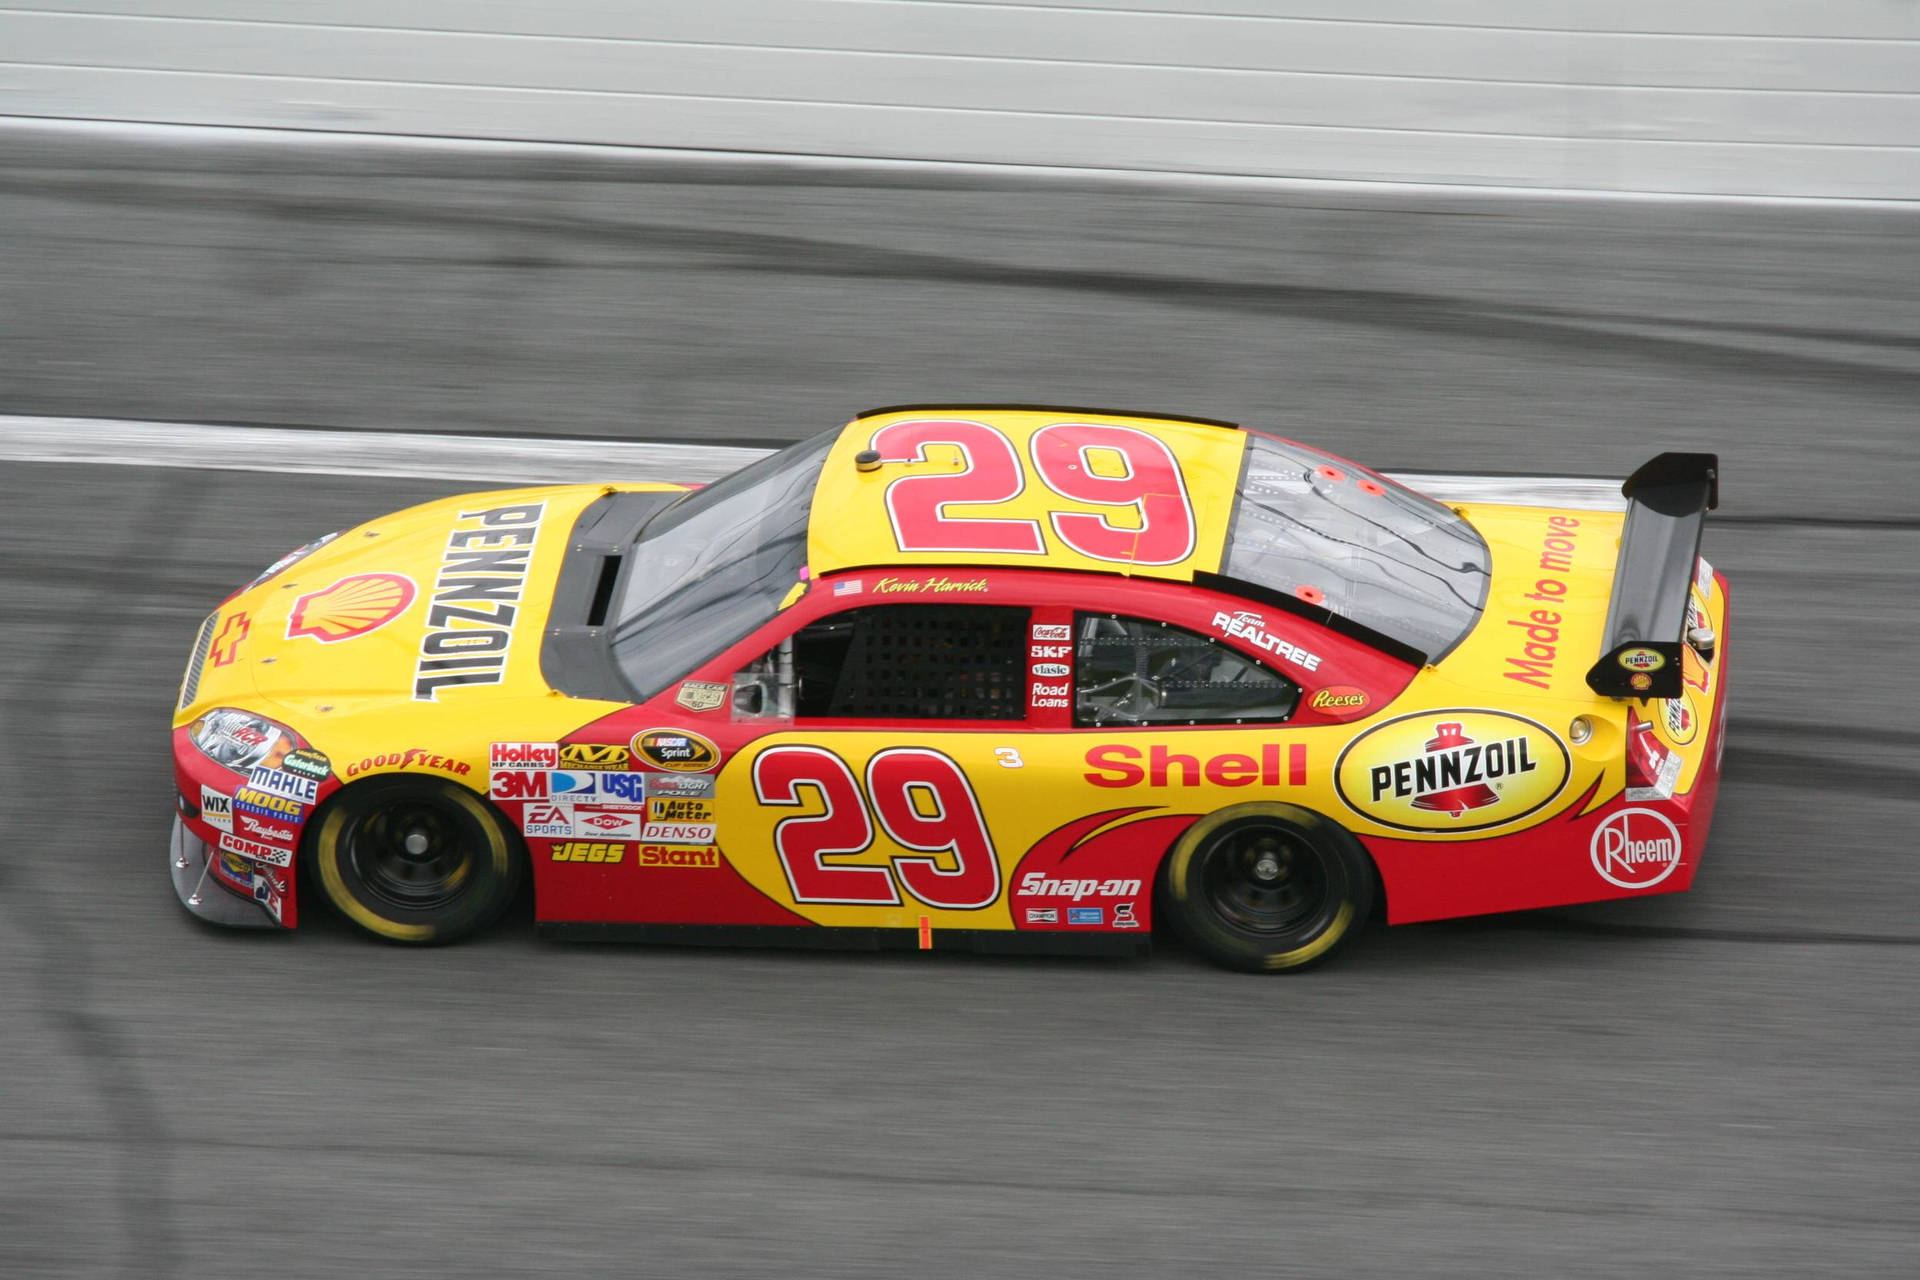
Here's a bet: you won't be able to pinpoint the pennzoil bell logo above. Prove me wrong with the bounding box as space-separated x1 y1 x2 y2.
1335 710 1570 834
286 573 417 643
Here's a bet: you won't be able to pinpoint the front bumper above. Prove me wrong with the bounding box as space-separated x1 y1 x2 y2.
169 817 280 929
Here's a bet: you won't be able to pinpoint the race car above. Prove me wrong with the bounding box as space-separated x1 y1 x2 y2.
170 405 1727 971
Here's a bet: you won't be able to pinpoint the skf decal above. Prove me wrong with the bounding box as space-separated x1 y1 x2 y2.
1335 710 1570 834
1085 742 1306 788
674 681 728 713
633 729 720 773
1591 808 1682 889
550 841 627 864
412 502 545 701
209 611 251 667
285 573 417 643
345 749 472 779
559 742 627 769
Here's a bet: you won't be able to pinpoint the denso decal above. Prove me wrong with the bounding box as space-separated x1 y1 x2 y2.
285 572 417 643
636 844 723 869
245 765 319 806
198 787 233 833
1017 873 1142 901
559 742 627 769
1591 808 1683 889
1334 710 1570 833
412 502 546 701
1211 610 1322 672
633 729 721 773
640 820 719 845
550 841 627 864
1307 686 1369 714
1085 742 1306 788
218 831 294 868
346 749 472 779
491 741 557 770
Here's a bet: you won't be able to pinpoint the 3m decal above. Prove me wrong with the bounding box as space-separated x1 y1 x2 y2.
871 418 1198 565
1084 742 1306 788
491 741 557 770
345 749 472 779
209 611 251 667
675 681 728 713
198 787 233 833
218 831 294 868
490 771 549 801
559 742 628 769
551 841 627 864
633 729 721 773
278 747 332 782
285 573 417 643
636 844 723 869
1211 610 1322 672
412 502 545 701
1591 808 1683 889
1334 710 1571 833
752 744 1001 910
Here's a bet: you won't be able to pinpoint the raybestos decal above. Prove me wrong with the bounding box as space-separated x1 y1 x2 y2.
1334 709 1571 834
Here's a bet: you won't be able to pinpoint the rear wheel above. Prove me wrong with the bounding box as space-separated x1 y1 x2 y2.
1160 802 1373 973
311 775 522 944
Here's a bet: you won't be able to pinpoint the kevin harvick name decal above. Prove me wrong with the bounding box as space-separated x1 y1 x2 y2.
412 502 546 701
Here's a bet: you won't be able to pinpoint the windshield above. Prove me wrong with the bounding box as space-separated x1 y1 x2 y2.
1222 435 1490 660
609 431 833 701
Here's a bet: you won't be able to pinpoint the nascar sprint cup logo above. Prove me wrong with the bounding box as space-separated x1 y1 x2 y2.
1335 709 1570 834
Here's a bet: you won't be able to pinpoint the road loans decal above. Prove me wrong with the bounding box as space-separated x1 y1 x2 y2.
1335 709 1570 834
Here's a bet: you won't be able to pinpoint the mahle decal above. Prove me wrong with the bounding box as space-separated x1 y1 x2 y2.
1334 710 1570 834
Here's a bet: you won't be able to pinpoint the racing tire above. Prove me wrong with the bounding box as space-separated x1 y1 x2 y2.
1160 802 1374 973
310 775 523 945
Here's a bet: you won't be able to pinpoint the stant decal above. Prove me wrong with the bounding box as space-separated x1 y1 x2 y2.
637 844 722 868
285 573 417 643
1590 808 1683 889
632 729 721 773
412 502 546 701
1334 710 1570 833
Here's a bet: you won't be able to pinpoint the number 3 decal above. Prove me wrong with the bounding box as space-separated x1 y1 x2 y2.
753 744 1002 910
873 418 1196 566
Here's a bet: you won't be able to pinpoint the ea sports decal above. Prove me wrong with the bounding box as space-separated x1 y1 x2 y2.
1334 709 1570 834
632 729 721 773
1590 808 1683 889
286 573 417 642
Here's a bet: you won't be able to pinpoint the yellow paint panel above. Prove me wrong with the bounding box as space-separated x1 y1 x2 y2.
809 409 1246 582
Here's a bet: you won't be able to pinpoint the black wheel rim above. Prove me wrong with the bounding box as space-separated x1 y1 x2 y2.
1193 819 1339 939
345 796 477 912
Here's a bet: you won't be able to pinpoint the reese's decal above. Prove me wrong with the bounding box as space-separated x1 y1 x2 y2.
412 502 546 701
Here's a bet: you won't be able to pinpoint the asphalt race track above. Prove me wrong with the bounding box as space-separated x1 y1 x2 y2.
3 131 1918 1278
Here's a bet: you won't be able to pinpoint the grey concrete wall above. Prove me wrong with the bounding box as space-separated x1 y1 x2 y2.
2 2 1916 197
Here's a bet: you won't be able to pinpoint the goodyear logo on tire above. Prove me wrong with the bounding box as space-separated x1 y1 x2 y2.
1334 709 1570 834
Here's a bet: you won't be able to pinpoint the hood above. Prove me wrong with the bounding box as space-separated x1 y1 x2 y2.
176 483 631 724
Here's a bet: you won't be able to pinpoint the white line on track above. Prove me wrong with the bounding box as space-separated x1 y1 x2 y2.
0 413 1627 509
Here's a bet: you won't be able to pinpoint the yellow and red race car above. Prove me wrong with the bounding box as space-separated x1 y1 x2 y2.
171 406 1727 971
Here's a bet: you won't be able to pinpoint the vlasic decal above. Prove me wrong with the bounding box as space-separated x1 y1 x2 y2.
633 729 721 773
412 502 546 701
1591 808 1683 889
285 573 417 643
1334 710 1570 834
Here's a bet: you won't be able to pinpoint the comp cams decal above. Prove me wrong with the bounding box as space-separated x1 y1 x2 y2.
1334 710 1571 834
412 502 546 701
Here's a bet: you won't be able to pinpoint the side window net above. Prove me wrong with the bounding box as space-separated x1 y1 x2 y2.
1075 614 1298 727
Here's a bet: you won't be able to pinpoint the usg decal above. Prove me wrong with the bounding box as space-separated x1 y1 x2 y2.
633 729 721 772
1591 808 1683 889
1335 709 1570 834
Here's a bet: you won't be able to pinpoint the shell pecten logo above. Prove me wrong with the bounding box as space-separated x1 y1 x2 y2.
286 573 418 643
1334 709 1571 834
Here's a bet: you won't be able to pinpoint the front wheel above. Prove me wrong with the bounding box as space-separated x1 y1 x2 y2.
1160 803 1374 973
310 776 523 944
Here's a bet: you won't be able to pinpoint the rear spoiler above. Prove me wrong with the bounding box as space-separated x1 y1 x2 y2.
1585 452 1719 699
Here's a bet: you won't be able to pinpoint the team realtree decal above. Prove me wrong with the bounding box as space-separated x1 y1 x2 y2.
412 502 546 700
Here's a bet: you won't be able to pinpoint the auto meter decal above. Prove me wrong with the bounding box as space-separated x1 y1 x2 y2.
633 729 721 772
1335 709 1570 834
285 573 417 643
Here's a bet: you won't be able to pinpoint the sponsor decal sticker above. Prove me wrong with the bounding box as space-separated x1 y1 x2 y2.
592 772 651 808
521 803 574 837
235 812 296 846
490 771 549 801
573 809 644 840
278 747 332 782
1334 710 1571 833
1030 624 1071 642
491 741 558 770
1210 610 1322 672
198 787 233 833
218 831 294 868
833 578 863 597
675 680 729 713
412 502 546 701
647 798 714 823
636 844 723 869
215 849 253 887
1663 692 1699 746
346 749 472 779
550 771 599 800
550 841 627 864
286 572 418 643
1067 906 1105 926
640 820 719 845
234 788 304 820
1630 672 1653 692
1018 873 1142 901
633 729 721 773
1113 902 1140 929
1030 644 1071 660
558 742 627 769
1307 686 1369 713
209 611 251 667
646 773 715 798
1591 808 1683 889
1619 646 1666 673
1085 742 1306 788
1025 907 1058 924
873 575 988 594
1031 662 1069 678
245 765 319 806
